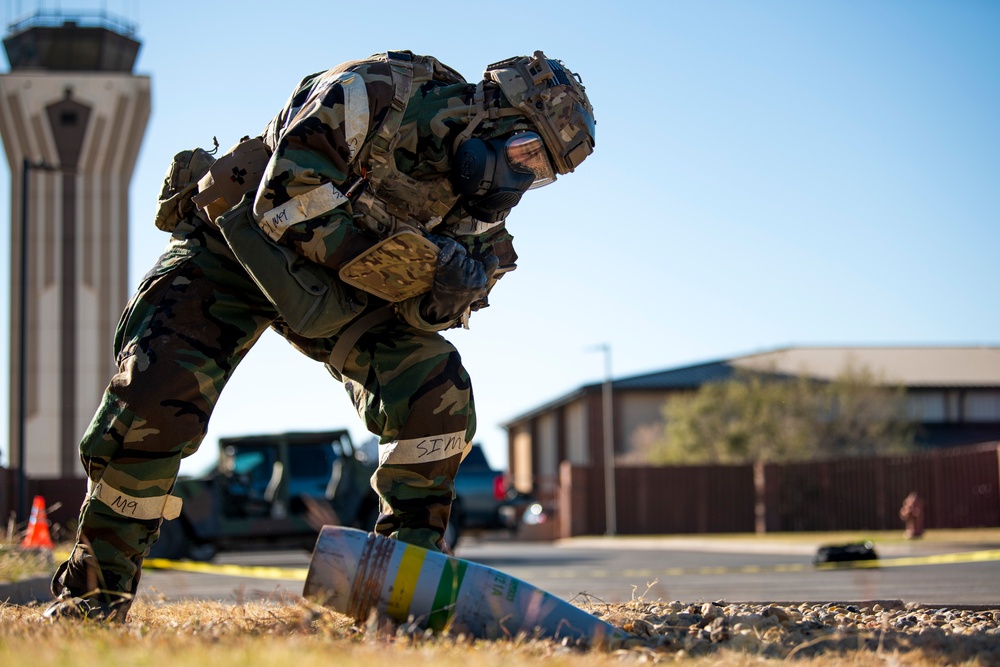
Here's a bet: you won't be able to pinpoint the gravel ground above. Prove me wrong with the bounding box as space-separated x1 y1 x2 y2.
582 598 1000 663
2 596 998 665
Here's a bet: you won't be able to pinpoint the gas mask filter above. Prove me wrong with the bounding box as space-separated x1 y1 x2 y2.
451 132 556 223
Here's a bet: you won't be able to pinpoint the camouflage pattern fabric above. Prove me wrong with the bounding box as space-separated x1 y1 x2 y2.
53 50 524 609
54 217 476 604
337 231 440 302
253 52 517 279
52 219 275 606
483 52 596 175
278 320 477 550
152 147 216 232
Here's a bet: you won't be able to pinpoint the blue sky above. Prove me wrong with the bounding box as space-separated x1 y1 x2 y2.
0 1 997 472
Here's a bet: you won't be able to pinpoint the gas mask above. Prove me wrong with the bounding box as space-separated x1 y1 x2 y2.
450 132 556 223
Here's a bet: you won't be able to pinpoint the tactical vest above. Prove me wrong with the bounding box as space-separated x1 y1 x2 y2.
186 52 496 239
349 51 467 238
186 54 501 346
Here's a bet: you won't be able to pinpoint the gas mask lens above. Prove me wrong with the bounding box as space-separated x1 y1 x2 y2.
505 133 556 189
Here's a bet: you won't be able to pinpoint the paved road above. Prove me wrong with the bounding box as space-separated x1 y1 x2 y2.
136 535 1000 608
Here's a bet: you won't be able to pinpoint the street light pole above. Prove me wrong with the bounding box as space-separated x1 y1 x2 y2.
592 343 617 536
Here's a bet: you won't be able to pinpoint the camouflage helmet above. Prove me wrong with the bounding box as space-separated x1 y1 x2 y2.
483 51 596 175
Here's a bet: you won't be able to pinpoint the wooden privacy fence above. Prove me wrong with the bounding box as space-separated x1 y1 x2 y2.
0 470 87 538
3 443 998 541
557 442 1000 537
757 443 1000 533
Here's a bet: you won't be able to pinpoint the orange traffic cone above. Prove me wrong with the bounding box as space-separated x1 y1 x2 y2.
20 495 54 550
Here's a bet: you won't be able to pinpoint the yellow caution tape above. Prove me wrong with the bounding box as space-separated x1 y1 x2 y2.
813 548 1000 571
143 558 308 581
138 548 1000 581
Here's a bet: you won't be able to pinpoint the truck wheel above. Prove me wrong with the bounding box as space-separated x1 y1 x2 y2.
148 518 191 560
443 521 460 552
187 541 218 562
362 505 380 533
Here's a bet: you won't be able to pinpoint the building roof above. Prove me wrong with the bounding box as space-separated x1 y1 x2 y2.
618 346 1000 390
612 359 737 391
503 346 1000 426
731 346 1000 387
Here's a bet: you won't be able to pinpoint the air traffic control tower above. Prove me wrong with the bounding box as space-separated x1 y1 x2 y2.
0 12 150 488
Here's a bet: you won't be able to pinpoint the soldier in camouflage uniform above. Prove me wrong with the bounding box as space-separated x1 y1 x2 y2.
45 50 595 622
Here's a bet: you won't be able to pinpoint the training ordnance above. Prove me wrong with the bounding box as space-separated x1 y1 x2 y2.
304 526 630 645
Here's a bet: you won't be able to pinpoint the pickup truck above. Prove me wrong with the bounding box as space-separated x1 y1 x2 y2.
449 442 532 541
148 430 526 560
148 430 379 561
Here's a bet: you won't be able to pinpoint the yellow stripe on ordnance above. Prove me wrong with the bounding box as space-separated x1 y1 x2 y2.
387 545 427 618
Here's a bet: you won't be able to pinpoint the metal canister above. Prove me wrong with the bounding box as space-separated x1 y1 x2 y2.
304 526 629 645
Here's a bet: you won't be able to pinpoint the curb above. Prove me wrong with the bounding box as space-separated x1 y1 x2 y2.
554 536 999 558
0 576 53 606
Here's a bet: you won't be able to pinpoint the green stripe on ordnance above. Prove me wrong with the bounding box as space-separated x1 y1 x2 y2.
427 557 468 631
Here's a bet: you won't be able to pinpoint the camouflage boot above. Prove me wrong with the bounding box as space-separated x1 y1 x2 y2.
44 543 137 623
43 594 130 622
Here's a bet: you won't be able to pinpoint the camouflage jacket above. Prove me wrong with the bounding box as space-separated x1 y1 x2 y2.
251 51 517 330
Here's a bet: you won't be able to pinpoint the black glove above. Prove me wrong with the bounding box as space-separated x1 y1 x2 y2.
420 235 499 324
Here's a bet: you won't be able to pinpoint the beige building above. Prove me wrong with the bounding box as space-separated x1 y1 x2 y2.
503 346 1000 501
0 12 149 488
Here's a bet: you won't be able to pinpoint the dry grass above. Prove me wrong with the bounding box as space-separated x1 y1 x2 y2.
3 536 999 666
0 543 54 582
0 597 993 667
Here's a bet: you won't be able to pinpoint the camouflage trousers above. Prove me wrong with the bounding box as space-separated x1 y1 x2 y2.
53 218 476 605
